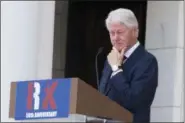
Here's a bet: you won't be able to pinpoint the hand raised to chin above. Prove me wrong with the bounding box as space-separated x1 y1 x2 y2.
107 47 126 70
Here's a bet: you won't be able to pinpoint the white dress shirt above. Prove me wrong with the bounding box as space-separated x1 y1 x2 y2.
111 41 140 77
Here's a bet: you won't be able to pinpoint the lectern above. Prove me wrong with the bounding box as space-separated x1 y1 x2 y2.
9 78 132 122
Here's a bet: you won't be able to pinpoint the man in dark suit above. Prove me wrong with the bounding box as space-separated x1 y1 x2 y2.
99 8 158 123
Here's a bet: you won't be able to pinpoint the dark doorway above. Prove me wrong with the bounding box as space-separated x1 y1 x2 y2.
65 1 147 89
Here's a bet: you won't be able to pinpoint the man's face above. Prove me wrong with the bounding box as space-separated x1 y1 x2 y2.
108 22 136 52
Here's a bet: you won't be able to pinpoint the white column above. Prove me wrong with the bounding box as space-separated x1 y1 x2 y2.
145 1 184 122
52 1 68 78
1 1 55 122
36 2 55 79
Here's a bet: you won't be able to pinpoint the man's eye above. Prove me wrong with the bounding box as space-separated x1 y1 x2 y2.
118 31 124 34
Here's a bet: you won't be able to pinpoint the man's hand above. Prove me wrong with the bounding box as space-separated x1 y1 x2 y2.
107 47 126 70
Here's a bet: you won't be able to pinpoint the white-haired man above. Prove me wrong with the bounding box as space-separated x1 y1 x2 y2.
99 8 158 123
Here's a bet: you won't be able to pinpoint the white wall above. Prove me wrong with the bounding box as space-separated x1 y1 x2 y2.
1 1 55 122
145 1 184 122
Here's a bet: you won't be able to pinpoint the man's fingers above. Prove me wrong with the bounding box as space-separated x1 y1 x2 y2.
113 47 119 53
120 47 126 57
113 47 117 51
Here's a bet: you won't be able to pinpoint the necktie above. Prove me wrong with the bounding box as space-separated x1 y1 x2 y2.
123 56 127 64
123 56 127 60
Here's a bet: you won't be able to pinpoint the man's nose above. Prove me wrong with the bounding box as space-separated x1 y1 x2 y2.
113 33 119 40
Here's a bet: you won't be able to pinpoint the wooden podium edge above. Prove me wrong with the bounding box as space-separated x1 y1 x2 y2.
73 78 133 122
9 82 17 118
69 78 78 113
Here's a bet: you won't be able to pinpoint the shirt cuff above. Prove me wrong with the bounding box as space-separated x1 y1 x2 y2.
111 65 119 71
111 69 123 78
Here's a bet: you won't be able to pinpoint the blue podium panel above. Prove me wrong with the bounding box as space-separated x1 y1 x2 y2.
14 78 71 120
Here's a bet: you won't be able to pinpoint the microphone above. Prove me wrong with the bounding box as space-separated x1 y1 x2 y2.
95 47 104 89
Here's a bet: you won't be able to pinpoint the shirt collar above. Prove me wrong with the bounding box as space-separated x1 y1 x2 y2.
124 41 140 58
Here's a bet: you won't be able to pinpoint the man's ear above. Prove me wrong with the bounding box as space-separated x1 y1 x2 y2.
136 28 139 38
132 28 139 38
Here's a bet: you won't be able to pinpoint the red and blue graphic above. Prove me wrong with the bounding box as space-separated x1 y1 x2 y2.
14 78 71 120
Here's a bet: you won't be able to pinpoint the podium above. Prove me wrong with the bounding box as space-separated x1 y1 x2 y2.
9 78 133 122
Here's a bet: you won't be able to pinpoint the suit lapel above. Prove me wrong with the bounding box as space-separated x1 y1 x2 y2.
122 45 145 73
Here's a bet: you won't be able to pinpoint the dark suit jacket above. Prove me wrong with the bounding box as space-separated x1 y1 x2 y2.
99 44 158 123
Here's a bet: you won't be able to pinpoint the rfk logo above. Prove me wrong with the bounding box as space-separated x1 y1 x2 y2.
26 82 58 110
